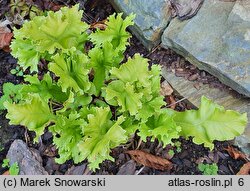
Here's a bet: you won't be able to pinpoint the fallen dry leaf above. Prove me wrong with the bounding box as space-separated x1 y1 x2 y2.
0 33 13 52
237 162 250 175
225 146 247 161
168 95 176 110
2 170 10 175
160 81 173 96
126 150 173 171
0 20 13 52
42 145 58 157
43 1 62 11
90 20 107 30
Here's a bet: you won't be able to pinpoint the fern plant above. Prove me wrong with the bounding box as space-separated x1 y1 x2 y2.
0 5 247 171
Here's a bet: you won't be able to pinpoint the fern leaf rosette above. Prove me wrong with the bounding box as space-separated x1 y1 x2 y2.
1 4 247 171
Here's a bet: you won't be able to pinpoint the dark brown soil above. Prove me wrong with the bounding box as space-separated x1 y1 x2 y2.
0 0 248 175
95 138 245 175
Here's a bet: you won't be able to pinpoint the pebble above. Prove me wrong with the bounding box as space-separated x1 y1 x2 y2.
171 157 183 165
193 82 201 90
219 164 231 174
44 157 59 175
175 70 190 77
42 131 53 143
160 81 174 96
65 164 87 175
179 150 189 159
188 73 199 81
183 159 192 167
117 160 136 175
201 71 206 77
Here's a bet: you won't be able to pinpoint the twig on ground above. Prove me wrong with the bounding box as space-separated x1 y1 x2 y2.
136 138 142 150
135 166 145 175
146 45 161 57
166 97 188 108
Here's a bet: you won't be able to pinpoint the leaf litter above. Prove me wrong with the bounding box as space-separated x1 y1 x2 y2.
0 20 13 52
237 162 250 175
126 150 173 171
225 146 248 161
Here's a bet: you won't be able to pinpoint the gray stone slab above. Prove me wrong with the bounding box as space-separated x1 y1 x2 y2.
162 0 250 97
7 140 48 175
162 67 250 155
108 0 172 49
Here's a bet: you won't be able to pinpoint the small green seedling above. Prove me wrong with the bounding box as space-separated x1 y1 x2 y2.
1 159 9 168
10 66 23 77
176 147 182 153
2 159 19 175
174 141 182 153
168 149 175 157
174 141 181 147
198 163 218 175
167 141 182 157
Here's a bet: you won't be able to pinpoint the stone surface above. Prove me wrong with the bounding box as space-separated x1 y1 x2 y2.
65 164 87 175
108 0 172 49
116 160 136 175
7 139 48 175
170 0 204 20
162 0 250 97
162 68 250 155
